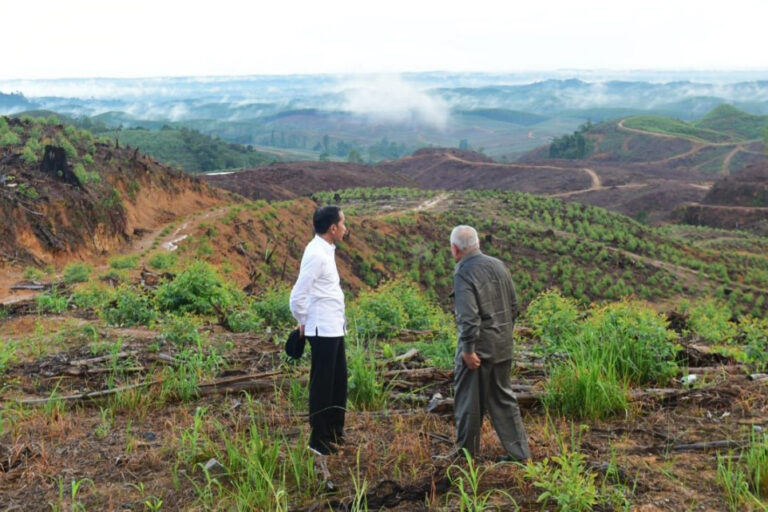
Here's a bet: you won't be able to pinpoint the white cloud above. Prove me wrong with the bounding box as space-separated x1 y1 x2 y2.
341 75 450 130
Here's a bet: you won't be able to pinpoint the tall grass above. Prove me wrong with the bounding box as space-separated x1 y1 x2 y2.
540 299 677 419
347 343 388 411
716 433 768 510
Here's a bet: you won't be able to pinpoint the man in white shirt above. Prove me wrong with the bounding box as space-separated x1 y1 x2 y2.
289 205 348 455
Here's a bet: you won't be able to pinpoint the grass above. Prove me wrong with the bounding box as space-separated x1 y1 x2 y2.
447 450 519 511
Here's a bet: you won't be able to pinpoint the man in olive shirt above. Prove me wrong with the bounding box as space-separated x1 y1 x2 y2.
449 225 531 462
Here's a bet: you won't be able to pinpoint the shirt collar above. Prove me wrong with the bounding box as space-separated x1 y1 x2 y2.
455 248 482 272
314 234 336 253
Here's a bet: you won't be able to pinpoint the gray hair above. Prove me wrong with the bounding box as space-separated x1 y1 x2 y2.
450 225 480 251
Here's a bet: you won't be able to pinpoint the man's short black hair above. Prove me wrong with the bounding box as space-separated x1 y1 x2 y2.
313 205 342 234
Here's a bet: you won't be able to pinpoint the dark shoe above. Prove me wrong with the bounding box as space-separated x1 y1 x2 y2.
495 454 530 464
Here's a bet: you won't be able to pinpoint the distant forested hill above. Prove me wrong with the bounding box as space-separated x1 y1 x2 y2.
115 126 276 172
13 111 276 172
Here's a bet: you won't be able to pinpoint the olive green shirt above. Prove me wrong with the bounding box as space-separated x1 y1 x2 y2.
454 250 520 363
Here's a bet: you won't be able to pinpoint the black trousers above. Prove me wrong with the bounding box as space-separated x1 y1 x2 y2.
308 336 347 453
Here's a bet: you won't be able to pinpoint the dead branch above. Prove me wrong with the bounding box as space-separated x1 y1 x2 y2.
70 351 138 367
17 378 163 405
629 438 749 455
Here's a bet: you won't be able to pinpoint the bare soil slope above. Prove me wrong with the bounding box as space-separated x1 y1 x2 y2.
201 161 416 200
683 162 768 233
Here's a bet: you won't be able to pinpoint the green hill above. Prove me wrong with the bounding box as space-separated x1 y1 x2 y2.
622 115 732 143
456 108 548 126
114 126 276 172
695 103 768 140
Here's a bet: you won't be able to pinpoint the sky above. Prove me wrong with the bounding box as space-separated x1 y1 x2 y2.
3 0 768 80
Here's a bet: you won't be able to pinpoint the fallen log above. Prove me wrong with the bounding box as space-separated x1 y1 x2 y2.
394 348 420 363
425 386 719 415
629 438 749 455
684 365 746 376
17 378 164 405
70 350 139 367
10 282 48 291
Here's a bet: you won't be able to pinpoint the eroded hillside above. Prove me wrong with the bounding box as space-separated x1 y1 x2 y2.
0 116 226 266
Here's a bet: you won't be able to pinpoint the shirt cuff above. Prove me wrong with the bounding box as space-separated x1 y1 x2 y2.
462 342 476 354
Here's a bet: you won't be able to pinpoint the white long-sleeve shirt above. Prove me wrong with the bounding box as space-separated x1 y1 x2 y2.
289 235 346 337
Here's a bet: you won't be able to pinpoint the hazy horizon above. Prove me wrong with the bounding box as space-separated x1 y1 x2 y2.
3 1 767 80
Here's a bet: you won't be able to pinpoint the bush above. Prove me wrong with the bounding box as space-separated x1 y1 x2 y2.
63 262 92 284
155 261 242 315
740 316 768 371
17 183 38 200
227 308 264 333
109 255 139 270
100 286 157 327
347 279 445 341
251 286 294 328
36 287 68 313
71 282 111 310
526 289 580 352
349 288 407 340
680 298 738 343
158 314 203 346
23 266 45 280
524 445 598 511
0 131 20 146
147 252 177 270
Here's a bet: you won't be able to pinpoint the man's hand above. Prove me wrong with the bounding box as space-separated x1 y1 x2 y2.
462 351 481 370
298 324 305 338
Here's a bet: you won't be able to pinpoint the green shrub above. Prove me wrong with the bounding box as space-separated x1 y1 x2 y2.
524 446 598 511
73 163 100 184
0 340 18 376
17 183 38 200
740 316 768 371
349 288 407 340
251 286 293 328
159 314 203 346
63 262 92 284
526 289 580 351
71 283 111 310
347 279 438 340
109 255 139 270
681 298 738 343
100 286 157 327
36 287 68 313
155 261 242 315
22 146 37 164
227 308 264 333
23 266 45 280
147 252 177 270
0 131 19 146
